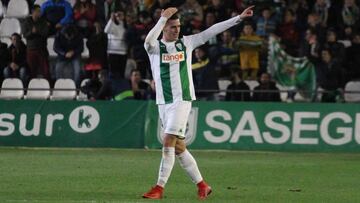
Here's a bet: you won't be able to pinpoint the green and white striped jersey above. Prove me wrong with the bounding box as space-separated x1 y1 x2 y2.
145 16 241 104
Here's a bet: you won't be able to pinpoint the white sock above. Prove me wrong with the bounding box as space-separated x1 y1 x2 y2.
156 147 175 187
177 150 203 184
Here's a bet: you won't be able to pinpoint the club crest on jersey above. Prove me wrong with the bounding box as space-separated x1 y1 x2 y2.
162 51 185 63
176 42 183 50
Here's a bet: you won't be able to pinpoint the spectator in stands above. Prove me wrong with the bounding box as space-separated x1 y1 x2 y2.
323 28 346 64
276 9 299 56
237 22 262 80
41 0 73 35
84 22 108 78
0 40 9 82
54 24 83 86
179 0 204 26
104 10 128 79
130 68 149 100
3 33 28 84
252 72 281 102
294 0 311 33
22 4 50 80
73 0 98 38
345 32 360 80
256 7 277 38
228 10 243 39
217 30 239 77
152 7 162 22
316 48 344 102
204 0 227 22
225 68 251 101
95 0 127 26
338 0 360 32
149 0 174 15
201 11 218 46
299 28 321 63
178 7 197 36
81 69 112 100
124 0 143 17
146 79 156 100
305 13 326 44
125 12 151 78
192 46 218 99
312 0 330 27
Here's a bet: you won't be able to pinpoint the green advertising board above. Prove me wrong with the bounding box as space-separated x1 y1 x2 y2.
145 101 360 152
1 100 360 152
0 100 147 148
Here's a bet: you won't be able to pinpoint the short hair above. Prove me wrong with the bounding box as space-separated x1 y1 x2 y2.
11 32 21 39
63 24 77 37
169 12 179 20
32 4 41 11
130 68 141 75
243 21 254 28
321 47 332 56
285 9 295 16
230 66 242 78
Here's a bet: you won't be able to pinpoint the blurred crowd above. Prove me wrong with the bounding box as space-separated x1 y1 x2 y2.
0 0 359 102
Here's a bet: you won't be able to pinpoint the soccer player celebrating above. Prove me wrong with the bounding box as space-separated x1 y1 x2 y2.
142 6 254 200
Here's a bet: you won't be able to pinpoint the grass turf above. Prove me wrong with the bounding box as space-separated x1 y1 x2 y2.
0 148 360 203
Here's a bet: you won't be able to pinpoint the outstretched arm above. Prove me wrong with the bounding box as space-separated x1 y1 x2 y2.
185 6 254 49
144 7 178 51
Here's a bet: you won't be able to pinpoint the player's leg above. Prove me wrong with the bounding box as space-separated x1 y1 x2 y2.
142 134 177 199
143 102 184 199
175 140 212 200
157 134 177 188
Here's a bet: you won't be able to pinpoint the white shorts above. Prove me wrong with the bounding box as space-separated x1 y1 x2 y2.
158 101 192 138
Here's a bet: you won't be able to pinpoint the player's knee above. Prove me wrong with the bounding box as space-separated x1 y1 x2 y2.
175 144 186 155
163 134 177 147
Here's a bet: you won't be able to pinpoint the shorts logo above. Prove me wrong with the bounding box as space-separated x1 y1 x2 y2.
162 51 185 63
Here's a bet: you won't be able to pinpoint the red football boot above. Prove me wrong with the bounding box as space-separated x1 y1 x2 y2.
197 181 212 200
142 185 164 199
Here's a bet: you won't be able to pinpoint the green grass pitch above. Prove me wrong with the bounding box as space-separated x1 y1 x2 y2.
1 147 360 203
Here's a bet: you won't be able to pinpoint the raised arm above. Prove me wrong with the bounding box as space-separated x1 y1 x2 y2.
144 7 178 51
185 6 254 49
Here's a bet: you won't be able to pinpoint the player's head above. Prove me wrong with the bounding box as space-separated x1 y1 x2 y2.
163 13 180 42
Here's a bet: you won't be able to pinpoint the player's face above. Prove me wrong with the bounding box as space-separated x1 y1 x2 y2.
163 19 181 42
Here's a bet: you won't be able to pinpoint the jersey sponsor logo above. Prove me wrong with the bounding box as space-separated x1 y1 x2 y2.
161 51 185 63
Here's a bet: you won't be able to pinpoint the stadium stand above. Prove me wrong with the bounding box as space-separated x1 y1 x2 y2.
68 0 76 7
1 36 11 46
344 80 360 103
294 92 308 102
244 80 259 97
275 83 289 102
51 78 77 100
217 79 232 99
0 17 21 37
77 78 90 101
81 38 89 58
0 1 4 18
0 1 358 103
0 78 24 99
34 0 47 7
25 78 51 100
5 0 29 18
47 37 57 58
